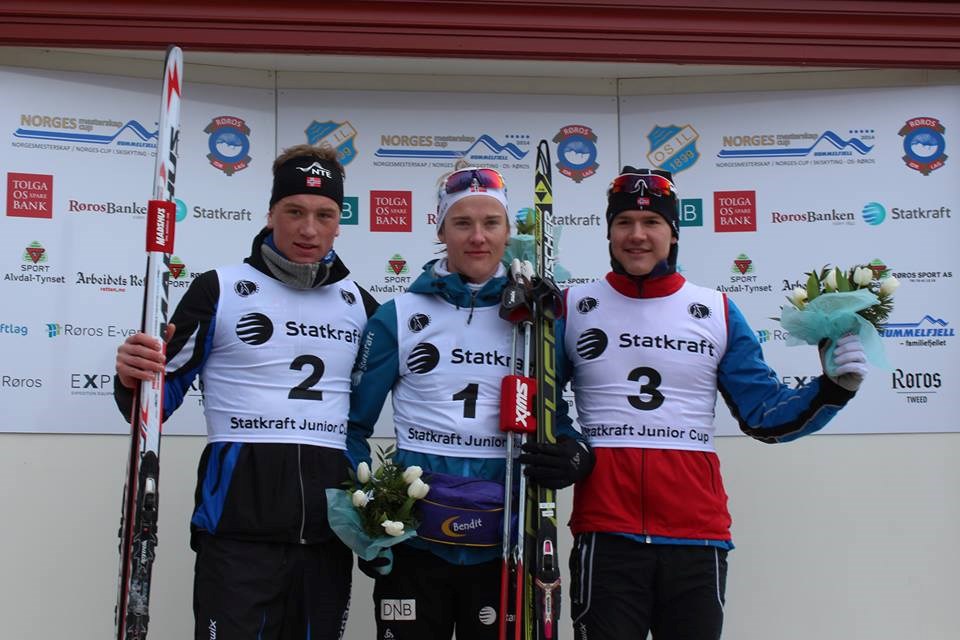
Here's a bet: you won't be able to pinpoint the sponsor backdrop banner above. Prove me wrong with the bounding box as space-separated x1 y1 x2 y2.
1 66 955 435
621 86 958 434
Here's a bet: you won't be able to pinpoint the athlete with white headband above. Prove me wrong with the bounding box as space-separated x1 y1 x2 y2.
346 162 591 640
545 166 870 640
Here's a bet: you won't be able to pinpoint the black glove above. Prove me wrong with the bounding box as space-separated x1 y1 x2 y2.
518 438 595 489
357 555 391 579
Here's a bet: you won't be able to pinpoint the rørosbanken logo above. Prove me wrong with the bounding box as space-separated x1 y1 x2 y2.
576 328 608 360
407 342 440 374
236 312 273 345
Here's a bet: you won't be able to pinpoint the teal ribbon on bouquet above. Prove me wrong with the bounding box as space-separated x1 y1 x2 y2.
325 488 417 576
779 289 890 377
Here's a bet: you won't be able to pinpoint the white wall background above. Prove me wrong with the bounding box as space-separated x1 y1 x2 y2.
0 49 957 639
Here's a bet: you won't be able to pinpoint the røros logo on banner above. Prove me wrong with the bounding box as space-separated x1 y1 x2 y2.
891 368 942 404
69 372 113 396
205 116 252 176
13 114 158 156
770 205 855 226
0 373 42 389
713 191 757 232
306 120 358 166
67 197 146 216
45 321 136 339
647 124 700 174
0 322 28 337
715 128 875 167
898 117 947 175
553 124 599 182
860 201 951 225
7 173 53 219
5 242 66 286
882 315 954 348
370 192 412 232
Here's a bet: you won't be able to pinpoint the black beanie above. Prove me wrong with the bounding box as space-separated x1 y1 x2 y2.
270 156 344 208
605 166 679 238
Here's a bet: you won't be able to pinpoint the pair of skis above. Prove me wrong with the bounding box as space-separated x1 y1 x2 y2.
115 45 183 640
499 140 562 640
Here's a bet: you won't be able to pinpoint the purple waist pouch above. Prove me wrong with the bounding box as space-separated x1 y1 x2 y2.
416 472 512 547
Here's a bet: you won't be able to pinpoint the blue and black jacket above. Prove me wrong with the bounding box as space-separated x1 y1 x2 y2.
113 228 378 548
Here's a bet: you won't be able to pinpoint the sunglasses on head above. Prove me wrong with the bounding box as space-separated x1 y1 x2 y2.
608 173 677 198
441 167 506 195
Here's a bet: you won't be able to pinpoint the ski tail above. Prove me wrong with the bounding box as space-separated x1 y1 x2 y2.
523 139 562 640
116 45 182 640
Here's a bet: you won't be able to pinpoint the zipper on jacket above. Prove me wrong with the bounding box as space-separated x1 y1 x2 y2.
298 444 306 544
467 290 478 324
640 448 647 538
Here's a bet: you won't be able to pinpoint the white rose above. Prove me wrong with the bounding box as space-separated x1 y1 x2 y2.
790 287 808 307
402 465 423 483
823 268 838 291
853 267 873 287
382 520 405 537
407 478 430 500
351 490 368 508
879 275 900 296
356 461 371 484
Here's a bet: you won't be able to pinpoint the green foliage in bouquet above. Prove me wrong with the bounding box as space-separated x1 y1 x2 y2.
344 445 429 539
785 264 898 332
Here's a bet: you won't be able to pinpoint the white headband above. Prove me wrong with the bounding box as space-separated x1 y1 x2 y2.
436 187 509 233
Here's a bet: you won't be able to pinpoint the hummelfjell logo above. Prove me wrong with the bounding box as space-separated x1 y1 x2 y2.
23 241 47 264
577 297 599 314
647 124 700 173
408 313 430 332
899 117 947 175
204 116 252 176
862 202 886 225
407 342 440 374
553 124 599 183
235 280 259 297
305 120 358 166
341 289 357 305
689 303 711 319
236 312 273 345
576 328 608 360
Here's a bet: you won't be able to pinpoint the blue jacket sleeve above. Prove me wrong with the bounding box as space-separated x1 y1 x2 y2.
346 300 400 468
718 298 855 443
554 299 582 444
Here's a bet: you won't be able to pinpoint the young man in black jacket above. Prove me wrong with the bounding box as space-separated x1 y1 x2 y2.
114 144 378 640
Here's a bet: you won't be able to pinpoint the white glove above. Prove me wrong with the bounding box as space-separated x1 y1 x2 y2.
821 334 868 392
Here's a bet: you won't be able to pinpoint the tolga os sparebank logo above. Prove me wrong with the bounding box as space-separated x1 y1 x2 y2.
370 191 412 232
713 190 757 232
7 173 53 219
